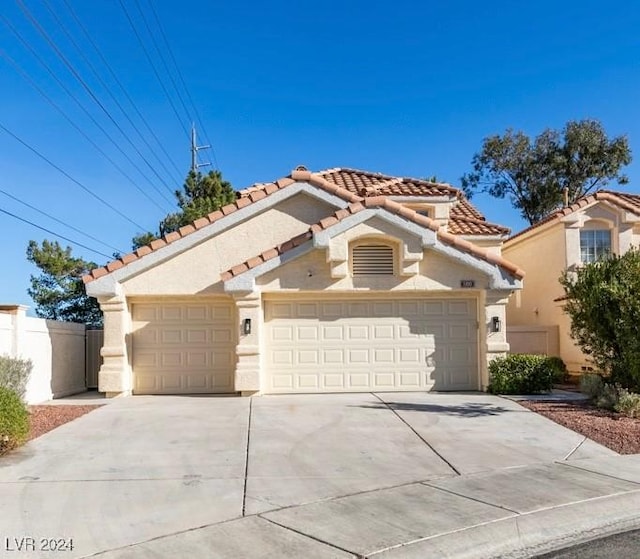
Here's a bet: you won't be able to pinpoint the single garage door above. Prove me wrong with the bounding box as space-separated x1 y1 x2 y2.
132 300 236 394
265 297 478 393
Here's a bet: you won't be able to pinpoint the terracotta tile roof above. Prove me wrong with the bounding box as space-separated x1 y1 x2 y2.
83 166 512 284
447 216 510 236
243 167 509 237
240 167 460 199
507 189 640 244
450 197 485 220
221 196 524 282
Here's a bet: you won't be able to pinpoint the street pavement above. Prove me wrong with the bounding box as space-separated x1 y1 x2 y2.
0 392 638 558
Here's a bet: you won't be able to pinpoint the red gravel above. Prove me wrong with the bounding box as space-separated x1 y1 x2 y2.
28 405 102 440
519 400 640 454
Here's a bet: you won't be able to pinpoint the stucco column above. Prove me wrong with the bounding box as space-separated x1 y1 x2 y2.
232 292 261 395
483 290 511 390
97 294 132 397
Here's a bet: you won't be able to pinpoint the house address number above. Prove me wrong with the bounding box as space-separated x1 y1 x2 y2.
460 280 475 288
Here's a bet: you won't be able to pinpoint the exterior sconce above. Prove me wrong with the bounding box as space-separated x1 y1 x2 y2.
491 316 501 333
243 318 252 335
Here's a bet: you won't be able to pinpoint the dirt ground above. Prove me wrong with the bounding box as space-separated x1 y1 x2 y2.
28 405 102 440
518 400 640 454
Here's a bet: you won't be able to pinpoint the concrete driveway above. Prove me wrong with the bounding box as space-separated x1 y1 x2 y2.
1 392 636 559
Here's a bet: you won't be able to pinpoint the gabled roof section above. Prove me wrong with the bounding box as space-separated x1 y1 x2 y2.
221 196 524 282
83 166 511 284
241 167 510 237
507 189 640 244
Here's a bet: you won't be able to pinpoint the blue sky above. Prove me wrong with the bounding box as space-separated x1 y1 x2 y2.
1 0 639 309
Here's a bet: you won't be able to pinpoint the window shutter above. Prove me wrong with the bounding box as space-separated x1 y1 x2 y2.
352 245 394 275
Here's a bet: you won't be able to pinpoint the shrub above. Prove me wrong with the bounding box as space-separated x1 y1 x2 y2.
581 374 640 418
488 354 554 394
0 355 32 400
546 356 569 384
580 372 605 398
615 389 640 418
560 248 640 392
594 383 621 410
0 387 29 455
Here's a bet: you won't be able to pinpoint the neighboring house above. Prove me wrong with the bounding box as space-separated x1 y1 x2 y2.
503 190 640 373
83 167 523 397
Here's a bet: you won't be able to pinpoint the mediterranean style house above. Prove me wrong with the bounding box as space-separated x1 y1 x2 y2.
83 167 523 397
503 190 640 373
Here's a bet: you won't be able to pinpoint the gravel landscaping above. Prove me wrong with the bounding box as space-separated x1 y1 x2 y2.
519 400 640 454
28 405 102 440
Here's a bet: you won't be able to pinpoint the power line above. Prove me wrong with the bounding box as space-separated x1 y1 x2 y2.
0 13 175 210
15 0 177 200
0 121 146 231
132 0 192 127
117 0 191 140
0 48 169 213
40 0 182 187
0 186 124 254
60 0 184 179
146 0 220 170
0 205 113 259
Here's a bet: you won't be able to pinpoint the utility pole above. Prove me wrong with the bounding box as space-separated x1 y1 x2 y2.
190 124 210 173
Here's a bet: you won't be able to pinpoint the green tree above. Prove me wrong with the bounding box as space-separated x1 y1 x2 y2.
560 249 640 391
26 240 102 327
461 119 631 224
132 169 235 249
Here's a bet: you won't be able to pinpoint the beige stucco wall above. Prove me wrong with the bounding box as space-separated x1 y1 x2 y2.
90 193 519 396
258 246 492 293
0 307 86 404
258 224 513 391
123 194 336 296
505 223 566 328
504 202 640 372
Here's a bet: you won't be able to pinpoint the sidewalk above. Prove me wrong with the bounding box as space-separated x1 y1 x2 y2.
94 454 640 559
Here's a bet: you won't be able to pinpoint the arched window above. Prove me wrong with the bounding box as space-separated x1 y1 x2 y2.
580 229 611 263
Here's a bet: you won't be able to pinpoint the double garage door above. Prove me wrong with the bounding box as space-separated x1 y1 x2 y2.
132 301 236 394
264 297 479 393
131 297 479 394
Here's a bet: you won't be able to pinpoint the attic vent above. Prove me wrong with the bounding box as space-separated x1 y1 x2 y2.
352 245 394 276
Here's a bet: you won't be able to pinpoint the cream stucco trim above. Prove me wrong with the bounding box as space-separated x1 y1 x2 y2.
85 182 350 297
224 208 522 293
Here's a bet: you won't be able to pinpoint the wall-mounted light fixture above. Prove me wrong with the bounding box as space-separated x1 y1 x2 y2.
491 316 501 333
242 318 252 335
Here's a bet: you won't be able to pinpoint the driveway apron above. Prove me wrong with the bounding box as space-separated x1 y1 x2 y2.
244 393 456 514
0 396 249 557
372 392 616 474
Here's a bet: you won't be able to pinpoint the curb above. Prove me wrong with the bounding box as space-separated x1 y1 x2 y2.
369 491 640 558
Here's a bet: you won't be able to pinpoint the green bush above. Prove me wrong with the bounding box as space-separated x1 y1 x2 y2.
580 372 605 398
0 355 33 400
581 374 640 418
546 356 569 384
595 383 620 410
0 387 29 455
561 248 640 391
488 354 554 394
615 389 640 418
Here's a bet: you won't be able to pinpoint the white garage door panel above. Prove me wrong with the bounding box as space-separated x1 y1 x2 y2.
132 301 236 394
265 298 478 393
